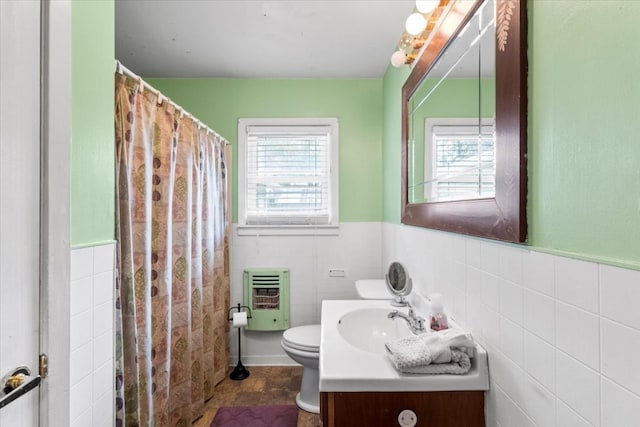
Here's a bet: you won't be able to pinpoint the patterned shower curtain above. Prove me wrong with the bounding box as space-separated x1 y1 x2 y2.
114 74 231 426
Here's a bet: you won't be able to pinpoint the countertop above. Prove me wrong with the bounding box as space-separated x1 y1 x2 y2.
319 299 490 392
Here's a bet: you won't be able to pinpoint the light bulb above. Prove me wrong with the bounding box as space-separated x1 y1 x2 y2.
416 0 439 14
390 50 408 68
398 34 414 54
405 12 427 36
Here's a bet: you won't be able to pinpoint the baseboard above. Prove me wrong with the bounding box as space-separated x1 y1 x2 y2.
229 354 298 366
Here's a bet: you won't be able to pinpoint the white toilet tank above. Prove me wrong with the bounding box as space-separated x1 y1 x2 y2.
354 279 392 300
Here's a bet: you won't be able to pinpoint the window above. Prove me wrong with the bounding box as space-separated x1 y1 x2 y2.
424 117 495 202
238 118 339 234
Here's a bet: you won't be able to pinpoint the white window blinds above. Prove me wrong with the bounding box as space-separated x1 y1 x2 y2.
239 119 338 227
432 124 495 200
424 118 495 202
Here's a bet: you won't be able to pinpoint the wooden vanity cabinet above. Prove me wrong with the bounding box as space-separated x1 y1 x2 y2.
320 390 485 427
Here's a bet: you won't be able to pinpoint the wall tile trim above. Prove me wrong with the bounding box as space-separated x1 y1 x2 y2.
70 243 115 427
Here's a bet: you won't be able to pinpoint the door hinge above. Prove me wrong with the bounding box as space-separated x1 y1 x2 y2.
39 354 48 379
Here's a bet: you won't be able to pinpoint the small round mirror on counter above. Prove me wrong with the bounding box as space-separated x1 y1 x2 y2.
385 262 412 307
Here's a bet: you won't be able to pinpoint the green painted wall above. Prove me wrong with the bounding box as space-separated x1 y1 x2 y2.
382 1 640 268
146 79 384 223
382 66 410 223
528 1 640 267
71 0 115 247
69 0 639 266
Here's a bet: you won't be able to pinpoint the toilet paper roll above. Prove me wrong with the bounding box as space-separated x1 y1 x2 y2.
232 311 248 328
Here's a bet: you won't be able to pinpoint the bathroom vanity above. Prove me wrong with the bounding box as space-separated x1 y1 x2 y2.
320 390 484 427
319 300 488 427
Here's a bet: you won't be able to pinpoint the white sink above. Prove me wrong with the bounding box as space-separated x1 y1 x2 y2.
337 308 412 354
320 299 489 393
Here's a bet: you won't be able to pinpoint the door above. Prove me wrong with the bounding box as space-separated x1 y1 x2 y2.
0 1 42 425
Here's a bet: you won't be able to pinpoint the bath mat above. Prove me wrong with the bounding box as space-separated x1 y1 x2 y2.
210 405 298 427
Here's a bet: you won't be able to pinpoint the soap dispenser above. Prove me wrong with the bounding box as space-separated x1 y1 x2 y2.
428 293 449 331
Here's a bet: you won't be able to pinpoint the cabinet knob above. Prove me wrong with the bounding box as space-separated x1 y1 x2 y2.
398 409 417 427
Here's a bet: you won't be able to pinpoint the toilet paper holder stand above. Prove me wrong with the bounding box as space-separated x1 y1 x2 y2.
228 303 253 381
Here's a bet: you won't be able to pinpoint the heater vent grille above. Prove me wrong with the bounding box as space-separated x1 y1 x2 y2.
249 273 282 286
252 288 279 310
243 268 290 331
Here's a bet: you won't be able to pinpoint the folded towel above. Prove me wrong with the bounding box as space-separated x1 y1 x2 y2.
393 350 471 375
385 335 452 369
430 328 475 349
384 328 475 375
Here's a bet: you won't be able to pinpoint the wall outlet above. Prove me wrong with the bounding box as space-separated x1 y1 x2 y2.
328 268 347 277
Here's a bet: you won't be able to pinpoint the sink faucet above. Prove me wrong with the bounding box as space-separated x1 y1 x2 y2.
388 303 426 334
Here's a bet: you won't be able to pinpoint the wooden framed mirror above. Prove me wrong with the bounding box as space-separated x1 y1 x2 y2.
401 0 527 243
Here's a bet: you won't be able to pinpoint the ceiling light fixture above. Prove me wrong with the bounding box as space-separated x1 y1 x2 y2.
390 0 451 68
416 0 439 14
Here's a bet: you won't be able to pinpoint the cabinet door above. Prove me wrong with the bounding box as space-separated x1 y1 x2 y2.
321 391 485 427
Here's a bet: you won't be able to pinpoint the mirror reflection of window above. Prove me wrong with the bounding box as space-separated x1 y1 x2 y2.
424 118 495 202
407 0 496 204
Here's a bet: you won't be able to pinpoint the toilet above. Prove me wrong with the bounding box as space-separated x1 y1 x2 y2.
281 324 321 413
280 279 384 413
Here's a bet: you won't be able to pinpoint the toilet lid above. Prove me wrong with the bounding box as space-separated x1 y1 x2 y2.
282 325 321 352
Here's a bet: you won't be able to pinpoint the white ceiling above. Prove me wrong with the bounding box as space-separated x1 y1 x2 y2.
115 0 416 79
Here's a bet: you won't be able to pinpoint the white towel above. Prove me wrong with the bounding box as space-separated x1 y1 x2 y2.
430 328 476 357
385 335 452 369
384 328 475 374
394 350 471 375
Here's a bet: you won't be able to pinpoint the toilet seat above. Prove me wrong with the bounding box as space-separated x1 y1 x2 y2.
282 325 320 353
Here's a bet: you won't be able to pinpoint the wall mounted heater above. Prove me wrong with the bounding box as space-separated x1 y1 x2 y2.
243 268 290 331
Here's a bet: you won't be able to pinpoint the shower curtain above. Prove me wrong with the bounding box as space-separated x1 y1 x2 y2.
114 73 231 426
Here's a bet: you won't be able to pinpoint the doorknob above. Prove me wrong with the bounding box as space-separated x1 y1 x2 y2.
0 366 41 409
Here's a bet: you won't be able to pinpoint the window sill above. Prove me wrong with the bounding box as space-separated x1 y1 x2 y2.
236 224 340 236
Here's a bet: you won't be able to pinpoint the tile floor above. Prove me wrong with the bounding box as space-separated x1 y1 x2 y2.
193 366 319 427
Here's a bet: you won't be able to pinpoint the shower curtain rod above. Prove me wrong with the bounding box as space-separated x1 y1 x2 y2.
115 60 230 145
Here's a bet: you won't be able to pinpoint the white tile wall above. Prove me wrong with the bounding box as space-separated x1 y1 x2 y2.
601 320 640 396
493 384 537 427
556 302 600 370
555 257 599 314
600 265 640 330
69 243 115 427
601 377 640 426
522 251 555 297
556 350 600 426
230 222 382 364
381 222 640 427
500 279 524 325
499 316 524 366
557 400 592 427
232 221 640 425
523 289 556 345
524 331 556 392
